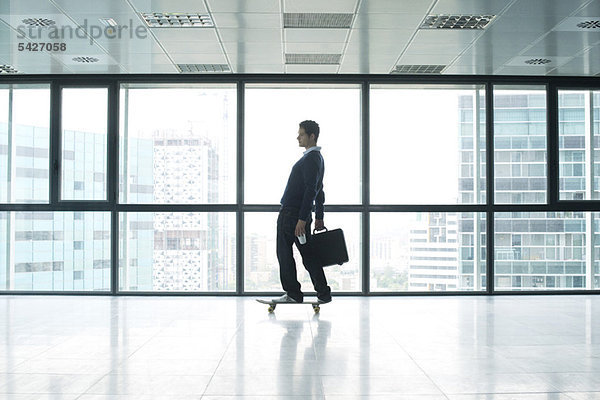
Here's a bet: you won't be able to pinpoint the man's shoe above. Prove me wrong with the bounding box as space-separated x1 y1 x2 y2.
272 293 301 303
317 297 332 304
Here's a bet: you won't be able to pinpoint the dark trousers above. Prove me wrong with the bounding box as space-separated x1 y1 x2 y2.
276 207 332 302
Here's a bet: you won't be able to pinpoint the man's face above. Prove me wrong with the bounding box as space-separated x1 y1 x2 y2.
297 127 311 147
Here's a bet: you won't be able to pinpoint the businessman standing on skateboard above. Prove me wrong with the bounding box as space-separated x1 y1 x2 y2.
272 120 332 304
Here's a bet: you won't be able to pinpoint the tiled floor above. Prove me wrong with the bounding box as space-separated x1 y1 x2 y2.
1 295 600 399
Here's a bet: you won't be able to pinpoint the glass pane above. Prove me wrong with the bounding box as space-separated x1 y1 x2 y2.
119 212 236 292
0 211 111 291
245 84 361 205
558 90 600 200
494 86 547 204
0 85 50 203
119 84 236 204
370 212 486 292
495 212 588 291
61 88 108 200
244 212 361 292
370 85 486 204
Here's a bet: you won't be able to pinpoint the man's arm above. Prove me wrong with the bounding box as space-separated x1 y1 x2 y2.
314 187 325 231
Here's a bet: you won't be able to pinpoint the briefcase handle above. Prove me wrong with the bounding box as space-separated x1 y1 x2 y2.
313 226 328 234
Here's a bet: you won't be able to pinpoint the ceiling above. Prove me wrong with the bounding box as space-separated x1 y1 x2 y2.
1 0 600 75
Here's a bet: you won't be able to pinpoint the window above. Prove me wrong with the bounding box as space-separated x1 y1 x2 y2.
61 88 108 200
0 84 50 203
494 86 547 204
245 84 361 205
370 212 486 292
370 85 486 204
119 84 236 204
119 212 236 292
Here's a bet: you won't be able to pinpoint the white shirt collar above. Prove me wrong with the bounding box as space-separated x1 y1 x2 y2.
303 146 321 155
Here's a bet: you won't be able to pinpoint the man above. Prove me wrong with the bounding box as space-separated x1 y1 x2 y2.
272 120 332 304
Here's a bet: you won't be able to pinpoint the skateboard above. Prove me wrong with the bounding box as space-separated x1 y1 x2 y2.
256 298 321 313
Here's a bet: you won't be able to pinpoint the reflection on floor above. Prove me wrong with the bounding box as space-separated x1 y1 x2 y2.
1 295 600 399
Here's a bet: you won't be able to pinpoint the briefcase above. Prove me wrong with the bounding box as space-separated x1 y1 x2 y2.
307 227 349 267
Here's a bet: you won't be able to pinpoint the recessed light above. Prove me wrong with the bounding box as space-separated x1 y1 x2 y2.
420 15 495 29
141 13 214 28
284 13 354 28
0 65 20 74
177 64 230 73
22 18 56 27
391 65 446 74
285 54 341 65
577 20 600 29
524 58 551 65
72 56 99 63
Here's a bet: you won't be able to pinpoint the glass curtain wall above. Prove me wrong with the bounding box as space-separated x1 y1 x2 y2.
2 78 600 294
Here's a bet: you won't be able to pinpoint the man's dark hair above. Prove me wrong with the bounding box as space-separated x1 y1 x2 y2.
299 120 320 142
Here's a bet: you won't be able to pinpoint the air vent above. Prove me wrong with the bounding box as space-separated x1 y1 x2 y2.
420 15 495 29
577 20 600 29
524 58 551 65
72 56 99 63
141 13 214 27
391 65 446 74
285 54 341 65
0 65 20 74
22 18 56 27
177 64 230 73
284 13 354 28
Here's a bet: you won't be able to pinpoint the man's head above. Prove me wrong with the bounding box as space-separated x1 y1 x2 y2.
297 120 320 149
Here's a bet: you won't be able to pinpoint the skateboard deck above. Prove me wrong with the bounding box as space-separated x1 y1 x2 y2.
256 298 321 313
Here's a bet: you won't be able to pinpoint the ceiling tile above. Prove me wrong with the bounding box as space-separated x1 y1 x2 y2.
206 0 280 13
352 13 425 30
284 28 348 42
522 31 598 57
0 0 63 15
548 46 600 74
488 15 567 34
431 0 515 15
357 0 434 14
161 40 222 53
406 30 484 55
338 59 393 74
442 64 496 75
285 42 345 53
575 0 600 16
233 64 284 73
211 13 281 28
398 53 459 65
284 0 359 14
225 42 282 64
506 55 572 67
126 0 208 13
504 0 591 16
218 28 281 42
111 52 172 65
49 0 134 15
345 29 413 54
495 65 557 75
169 53 227 64
122 63 178 73
150 28 219 42
285 64 339 73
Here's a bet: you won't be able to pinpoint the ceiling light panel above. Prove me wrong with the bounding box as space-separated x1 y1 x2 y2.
284 13 354 28
284 0 358 13
177 64 230 72
420 15 496 29
554 17 600 31
141 13 214 27
285 53 342 64
391 64 446 74
0 65 20 74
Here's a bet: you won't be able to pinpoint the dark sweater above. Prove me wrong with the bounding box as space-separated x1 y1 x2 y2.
280 149 325 221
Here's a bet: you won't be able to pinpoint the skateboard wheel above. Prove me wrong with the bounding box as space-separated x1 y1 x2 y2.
313 306 320 313
268 306 274 313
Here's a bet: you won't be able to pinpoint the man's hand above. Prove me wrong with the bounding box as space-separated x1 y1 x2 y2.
295 219 306 237
315 219 325 231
